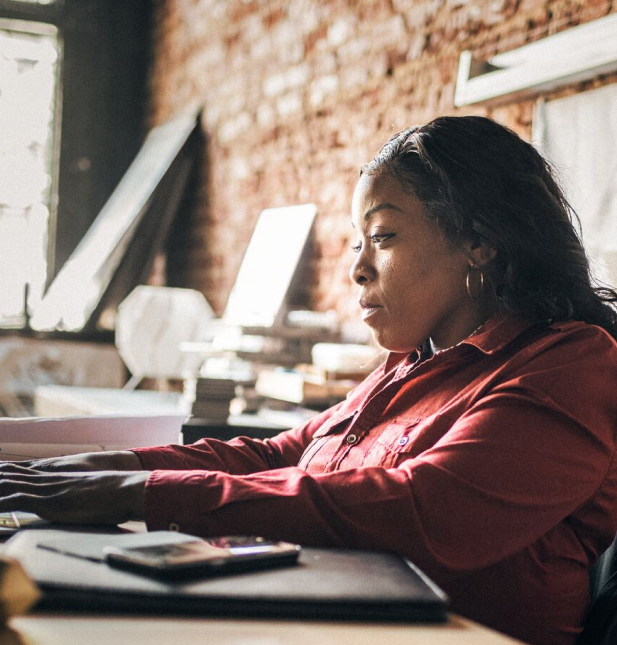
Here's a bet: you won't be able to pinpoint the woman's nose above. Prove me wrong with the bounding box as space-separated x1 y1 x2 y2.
349 253 375 285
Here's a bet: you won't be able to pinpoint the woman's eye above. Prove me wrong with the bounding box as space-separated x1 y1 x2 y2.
370 233 394 245
350 234 394 253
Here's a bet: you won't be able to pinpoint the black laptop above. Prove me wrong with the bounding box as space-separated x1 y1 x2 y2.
3 527 448 623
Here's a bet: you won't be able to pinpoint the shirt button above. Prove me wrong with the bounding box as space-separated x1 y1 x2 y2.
346 433 358 445
397 436 410 447
169 523 180 532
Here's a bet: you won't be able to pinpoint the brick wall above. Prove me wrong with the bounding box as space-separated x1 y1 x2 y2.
149 0 616 328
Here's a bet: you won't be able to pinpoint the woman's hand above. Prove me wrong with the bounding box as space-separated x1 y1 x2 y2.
1 450 143 473
0 463 149 525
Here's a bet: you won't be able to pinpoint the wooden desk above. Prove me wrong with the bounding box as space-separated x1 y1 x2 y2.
5 613 529 645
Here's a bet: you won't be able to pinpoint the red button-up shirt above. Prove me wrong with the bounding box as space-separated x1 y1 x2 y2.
133 315 617 645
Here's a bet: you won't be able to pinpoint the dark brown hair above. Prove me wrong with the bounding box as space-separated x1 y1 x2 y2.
362 115 617 339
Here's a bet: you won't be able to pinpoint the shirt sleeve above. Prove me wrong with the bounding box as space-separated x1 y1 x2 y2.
142 328 617 578
131 403 345 475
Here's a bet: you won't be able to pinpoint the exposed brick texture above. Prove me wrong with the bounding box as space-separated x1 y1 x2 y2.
150 0 616 325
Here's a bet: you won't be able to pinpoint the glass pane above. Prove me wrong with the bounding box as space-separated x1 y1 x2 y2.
0 25 59 327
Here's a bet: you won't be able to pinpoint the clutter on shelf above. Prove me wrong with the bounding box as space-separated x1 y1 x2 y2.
254 343 382 408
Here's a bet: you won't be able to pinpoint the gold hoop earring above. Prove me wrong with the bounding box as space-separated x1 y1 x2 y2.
466 264 484 300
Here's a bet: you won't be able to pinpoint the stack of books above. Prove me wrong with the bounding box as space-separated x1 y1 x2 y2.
183 377 237 422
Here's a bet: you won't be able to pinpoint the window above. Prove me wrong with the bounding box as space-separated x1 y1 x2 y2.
0 1 60 327
0 0 152 333
534 84 617 289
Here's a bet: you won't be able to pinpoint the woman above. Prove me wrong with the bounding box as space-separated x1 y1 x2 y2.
2 116 617 645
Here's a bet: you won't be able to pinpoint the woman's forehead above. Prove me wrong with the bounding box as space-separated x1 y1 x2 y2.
352 173 422 218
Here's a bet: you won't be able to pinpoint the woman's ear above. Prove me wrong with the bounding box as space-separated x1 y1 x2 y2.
462 240 497 268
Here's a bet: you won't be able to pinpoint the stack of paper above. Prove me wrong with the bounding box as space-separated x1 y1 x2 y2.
0 414 186 461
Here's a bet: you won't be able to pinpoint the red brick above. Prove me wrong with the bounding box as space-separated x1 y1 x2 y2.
152 0 617 326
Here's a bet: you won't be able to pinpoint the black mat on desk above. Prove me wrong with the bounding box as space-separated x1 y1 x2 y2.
4 528 448 622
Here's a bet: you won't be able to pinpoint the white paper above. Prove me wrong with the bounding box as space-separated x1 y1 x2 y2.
0 414 186 461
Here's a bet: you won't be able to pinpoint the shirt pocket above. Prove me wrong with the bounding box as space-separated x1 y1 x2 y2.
366 417 422 468
297 411 356 470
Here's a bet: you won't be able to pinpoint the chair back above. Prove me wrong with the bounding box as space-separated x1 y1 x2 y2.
578 533 617 644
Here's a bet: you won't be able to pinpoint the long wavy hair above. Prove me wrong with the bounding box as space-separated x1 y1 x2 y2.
361 115 617 340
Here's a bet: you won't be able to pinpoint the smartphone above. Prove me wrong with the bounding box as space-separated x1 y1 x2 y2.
103 535 301 579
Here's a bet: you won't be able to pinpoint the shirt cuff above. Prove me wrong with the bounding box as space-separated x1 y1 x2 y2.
131 445 190 471
143 469 211 535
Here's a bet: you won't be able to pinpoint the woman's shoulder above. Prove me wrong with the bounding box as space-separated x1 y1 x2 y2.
506 317 617 378
486 319 617 433
543 319 617 353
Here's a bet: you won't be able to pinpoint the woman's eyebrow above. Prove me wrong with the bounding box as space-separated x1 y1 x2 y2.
363 202 404 221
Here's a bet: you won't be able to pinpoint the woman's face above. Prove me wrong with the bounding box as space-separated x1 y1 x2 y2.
350 171 479 353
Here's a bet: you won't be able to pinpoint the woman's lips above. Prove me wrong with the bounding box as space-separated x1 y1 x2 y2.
360 301 382 321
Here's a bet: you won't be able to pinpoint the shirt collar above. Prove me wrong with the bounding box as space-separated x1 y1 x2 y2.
463 313 536 355
384 313 538 371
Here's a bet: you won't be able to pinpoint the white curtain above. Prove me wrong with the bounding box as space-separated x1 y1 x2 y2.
533 83 617 289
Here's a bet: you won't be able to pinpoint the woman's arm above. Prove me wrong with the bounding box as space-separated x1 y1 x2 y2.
138 334 617 573
0 462 148 524
131 403 345 474
6 450 143 472
0 404 346 525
